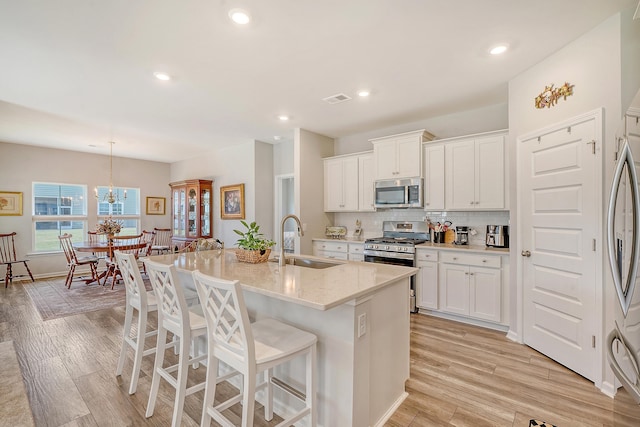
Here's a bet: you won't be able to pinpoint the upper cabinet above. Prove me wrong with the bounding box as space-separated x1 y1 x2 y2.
423 143 445 210
358 153 376 212
445 132 506 210
371 130 434 180
324 152 374 212
170 179 213 247
324 156 359 211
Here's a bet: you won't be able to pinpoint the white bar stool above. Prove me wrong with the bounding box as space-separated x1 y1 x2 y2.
144 259 208 427
114 252 159 395
192 270 317 427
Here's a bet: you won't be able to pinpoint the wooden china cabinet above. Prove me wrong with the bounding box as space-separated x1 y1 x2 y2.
169 179 213 249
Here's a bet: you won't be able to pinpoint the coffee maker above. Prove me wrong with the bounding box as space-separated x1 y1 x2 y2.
486 225 509 248
454 226 469 245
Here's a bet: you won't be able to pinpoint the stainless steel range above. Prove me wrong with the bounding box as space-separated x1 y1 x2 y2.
364 221 430 313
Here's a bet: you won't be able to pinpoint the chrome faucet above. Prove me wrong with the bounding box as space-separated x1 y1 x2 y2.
279 214 304 266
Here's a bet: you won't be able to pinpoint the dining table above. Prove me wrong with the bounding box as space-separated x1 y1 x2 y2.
74 240 148 285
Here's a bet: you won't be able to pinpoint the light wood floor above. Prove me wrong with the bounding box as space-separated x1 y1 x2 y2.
387 314 640 426
2 280 640 426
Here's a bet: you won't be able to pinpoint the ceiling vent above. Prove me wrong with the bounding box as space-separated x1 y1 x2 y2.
322 93 352 104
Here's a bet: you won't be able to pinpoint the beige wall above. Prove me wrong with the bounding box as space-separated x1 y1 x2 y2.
0 141 171 278
295 129 334 254
169 140 277 249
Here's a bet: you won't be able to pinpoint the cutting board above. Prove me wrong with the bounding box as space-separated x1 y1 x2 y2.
444 229 455 243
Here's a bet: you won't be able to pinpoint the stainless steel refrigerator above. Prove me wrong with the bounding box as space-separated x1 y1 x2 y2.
607 112 640 404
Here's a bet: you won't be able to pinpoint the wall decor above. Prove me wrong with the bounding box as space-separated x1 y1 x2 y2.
535 82 575 109
146 197 166 215
0 191 23 216
220 183 245 220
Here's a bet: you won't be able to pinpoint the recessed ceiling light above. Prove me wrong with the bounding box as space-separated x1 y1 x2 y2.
229 8 250 24
489 44 508 55
274 136 282 141
358 90 370 97
154 72 171 81
278 115 289 121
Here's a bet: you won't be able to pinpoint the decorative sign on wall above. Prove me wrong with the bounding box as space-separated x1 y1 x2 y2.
535 82 575 109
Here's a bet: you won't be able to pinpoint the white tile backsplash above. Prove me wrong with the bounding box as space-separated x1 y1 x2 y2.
333 210 510 246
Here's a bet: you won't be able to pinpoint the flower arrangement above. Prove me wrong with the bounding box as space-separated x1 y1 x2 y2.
96 216 123 235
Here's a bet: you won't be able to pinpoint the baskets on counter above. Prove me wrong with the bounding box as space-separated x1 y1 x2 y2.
235 248 271 263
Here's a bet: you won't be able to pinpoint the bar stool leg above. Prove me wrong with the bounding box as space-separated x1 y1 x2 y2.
116 303 134 378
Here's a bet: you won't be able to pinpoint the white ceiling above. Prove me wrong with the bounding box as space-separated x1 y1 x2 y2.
0 0 636 162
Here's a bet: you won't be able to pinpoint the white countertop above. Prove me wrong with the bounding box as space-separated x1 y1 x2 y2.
147 249 417 311
416 242 510 254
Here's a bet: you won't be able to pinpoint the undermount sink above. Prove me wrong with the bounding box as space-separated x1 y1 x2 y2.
270 257 342 269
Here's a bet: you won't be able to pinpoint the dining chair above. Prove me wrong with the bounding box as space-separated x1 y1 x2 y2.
105 234 144 289
151 228 172 254
144 259 207 427
58 233 100 288
0 232 35 287
192 270 317 427
114 252 159 395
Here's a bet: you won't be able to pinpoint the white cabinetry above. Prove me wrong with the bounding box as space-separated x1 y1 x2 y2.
312 241 349 260
324 152 374 212
348 242 364 261
423 143 445 210
445 133 505 210
324 156 359 211
371 129 434 180
416 249 438 309
438 252 501 323
358 153 375 212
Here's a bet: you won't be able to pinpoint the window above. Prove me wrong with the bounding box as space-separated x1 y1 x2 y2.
33 183 87 252
96 186 140 235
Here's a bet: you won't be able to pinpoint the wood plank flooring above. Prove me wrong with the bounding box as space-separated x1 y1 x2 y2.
3 279 640 426
387 314 640 426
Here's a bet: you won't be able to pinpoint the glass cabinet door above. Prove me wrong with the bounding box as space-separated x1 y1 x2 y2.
173 188 186 237
187 187 197 238
201 187 211 237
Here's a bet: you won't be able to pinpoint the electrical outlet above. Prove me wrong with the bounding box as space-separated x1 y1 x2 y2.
358 313 366 338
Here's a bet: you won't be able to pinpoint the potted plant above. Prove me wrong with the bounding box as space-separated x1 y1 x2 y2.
233 220 276 263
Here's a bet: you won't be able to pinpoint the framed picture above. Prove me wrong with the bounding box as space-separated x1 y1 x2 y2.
146 197 166 215
0 191 22 216
220 184 245 219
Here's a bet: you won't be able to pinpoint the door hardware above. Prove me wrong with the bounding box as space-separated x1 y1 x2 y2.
521 250 531 257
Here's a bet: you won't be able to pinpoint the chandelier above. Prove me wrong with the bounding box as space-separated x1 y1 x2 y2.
94 141 127 204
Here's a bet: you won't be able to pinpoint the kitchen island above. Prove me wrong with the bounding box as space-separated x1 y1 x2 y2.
147 249 417 427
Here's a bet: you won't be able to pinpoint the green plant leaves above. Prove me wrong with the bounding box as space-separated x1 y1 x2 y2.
233 220 275 251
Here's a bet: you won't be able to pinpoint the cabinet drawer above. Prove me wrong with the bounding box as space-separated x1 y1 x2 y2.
416 249 438 262
313 241 348 253
348 243 364 254
440 251 501 268
316 250 349 261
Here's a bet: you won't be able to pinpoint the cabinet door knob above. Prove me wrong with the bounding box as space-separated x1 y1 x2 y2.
469 201 474 205
521 250 531 257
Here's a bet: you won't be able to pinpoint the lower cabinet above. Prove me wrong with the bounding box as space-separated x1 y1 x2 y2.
417 248 504 325
438 252 501 323
312 240 349 260
348 242 364 261
416 249 438 309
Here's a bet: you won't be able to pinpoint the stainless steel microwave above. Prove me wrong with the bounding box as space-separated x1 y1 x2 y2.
374 178 423 209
